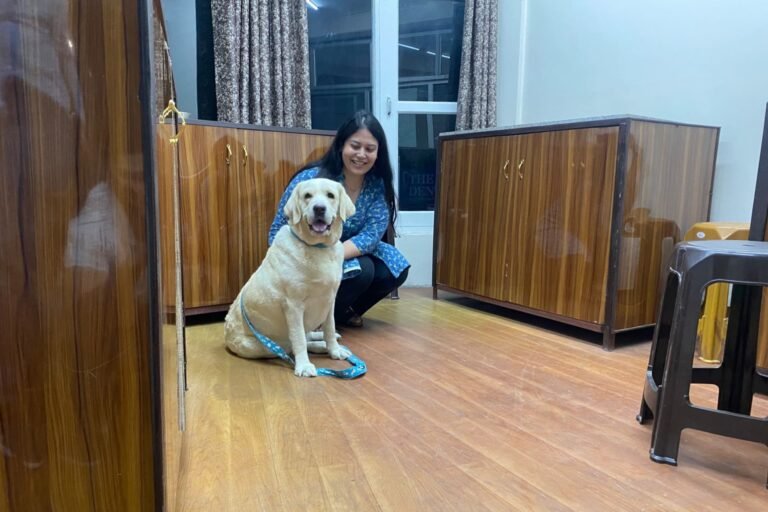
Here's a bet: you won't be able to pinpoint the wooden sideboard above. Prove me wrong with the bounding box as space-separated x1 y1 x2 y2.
2 0 161 509
433 116 720 349
157 120 334 317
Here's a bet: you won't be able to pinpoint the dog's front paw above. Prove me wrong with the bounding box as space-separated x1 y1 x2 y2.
294 362 317 377
329 346 352 360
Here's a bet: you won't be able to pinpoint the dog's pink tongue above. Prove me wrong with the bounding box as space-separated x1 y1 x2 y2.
311 220 328 233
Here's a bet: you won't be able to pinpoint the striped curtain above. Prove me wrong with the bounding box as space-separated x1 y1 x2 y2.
153 0 176 116
211 0 312 128
456 0 498 130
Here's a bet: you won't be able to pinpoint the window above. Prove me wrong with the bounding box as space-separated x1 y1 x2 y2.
307 0 465 218
307 0 372 131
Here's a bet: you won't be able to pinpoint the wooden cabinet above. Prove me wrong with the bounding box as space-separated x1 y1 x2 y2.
157 121 333 316
434 116 719 349
2 0 161 508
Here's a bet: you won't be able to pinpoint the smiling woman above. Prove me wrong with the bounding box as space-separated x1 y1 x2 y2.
269 111 410 328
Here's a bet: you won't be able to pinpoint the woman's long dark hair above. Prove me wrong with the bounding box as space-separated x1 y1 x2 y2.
297 110 397 227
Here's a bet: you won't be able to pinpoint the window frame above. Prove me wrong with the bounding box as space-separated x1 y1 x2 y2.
373 0 458 229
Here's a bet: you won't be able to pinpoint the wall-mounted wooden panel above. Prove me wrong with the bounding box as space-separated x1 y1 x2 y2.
0 1 160 510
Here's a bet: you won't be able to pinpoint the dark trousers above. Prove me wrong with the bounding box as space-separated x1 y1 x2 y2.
335 255 409 322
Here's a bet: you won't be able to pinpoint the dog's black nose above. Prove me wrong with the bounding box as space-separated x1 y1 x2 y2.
313 205 326 217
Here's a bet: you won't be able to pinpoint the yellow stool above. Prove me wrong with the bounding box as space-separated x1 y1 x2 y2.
683 222 750 363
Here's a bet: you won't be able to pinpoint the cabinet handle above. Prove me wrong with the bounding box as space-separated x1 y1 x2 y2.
225 144 232 166
242 145 248 168
517 158 525 179
502 159 510 180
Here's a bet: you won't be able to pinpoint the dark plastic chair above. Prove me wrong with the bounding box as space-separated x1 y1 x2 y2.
637 105 768 486
636 242 768 459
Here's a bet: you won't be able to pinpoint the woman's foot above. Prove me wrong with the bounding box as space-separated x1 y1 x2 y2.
345 314 363 328
337 307 364 328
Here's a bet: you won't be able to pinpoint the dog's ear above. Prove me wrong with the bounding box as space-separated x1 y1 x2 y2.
338 183 356 222
284 184 304 225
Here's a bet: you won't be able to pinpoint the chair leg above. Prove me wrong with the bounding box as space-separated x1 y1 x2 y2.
637 397 653 424
638 272 679 424
649 274 702 465
718 285 762 414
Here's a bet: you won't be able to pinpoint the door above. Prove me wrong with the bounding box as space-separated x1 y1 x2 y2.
178 124 241 309
435 135 510 298
508 127 619 324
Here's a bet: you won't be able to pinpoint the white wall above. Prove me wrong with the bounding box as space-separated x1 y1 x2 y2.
162 0 198 119
496 0 525 126
501 0 768 221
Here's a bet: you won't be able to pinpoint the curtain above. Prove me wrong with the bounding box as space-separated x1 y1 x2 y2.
211 0 311 127
153 0 176 116
456 0 498 130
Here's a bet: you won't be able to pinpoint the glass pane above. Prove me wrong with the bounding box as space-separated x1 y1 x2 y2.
314 43 370 86
399 85 429 101
311 90 370 132
433 82 455 102
398 113 456 211
307 0 372 130
399 35 438 78
399 0 464 102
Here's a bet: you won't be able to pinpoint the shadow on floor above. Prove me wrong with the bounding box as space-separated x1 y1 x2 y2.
435 291 654 350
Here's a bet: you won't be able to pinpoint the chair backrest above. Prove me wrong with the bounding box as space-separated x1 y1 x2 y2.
749 102 768 242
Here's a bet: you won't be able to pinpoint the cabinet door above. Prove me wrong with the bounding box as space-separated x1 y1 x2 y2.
507 127 619 324
233 130 331 282
435 136 511 299
178 124 240 308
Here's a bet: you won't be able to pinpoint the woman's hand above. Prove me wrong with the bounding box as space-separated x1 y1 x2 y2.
343 240 361 260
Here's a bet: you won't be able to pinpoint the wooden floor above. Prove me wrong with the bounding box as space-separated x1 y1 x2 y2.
166 288 768 511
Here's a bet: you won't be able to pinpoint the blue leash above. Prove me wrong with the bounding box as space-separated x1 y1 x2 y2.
240 297 367 379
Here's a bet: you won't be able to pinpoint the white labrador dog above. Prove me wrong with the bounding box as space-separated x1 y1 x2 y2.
224 178 356 377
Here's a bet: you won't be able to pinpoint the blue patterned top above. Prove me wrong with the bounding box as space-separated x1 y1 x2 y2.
268 168 410 280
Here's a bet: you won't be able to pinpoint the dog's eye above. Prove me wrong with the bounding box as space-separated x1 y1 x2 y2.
327 192 335 199
303 193 312 200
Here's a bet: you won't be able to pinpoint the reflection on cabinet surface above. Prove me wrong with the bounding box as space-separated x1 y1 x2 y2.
1 0 161 509
157 121 333 316
434 117 719 349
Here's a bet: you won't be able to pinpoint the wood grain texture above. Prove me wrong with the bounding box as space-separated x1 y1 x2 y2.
173 289 768 510
436 127 619 325
176 124 241 309
614 121 719 330
435 119 718 341
0 1 159 510
435 136 510 300
508 128 618 323
234 129 331 281
162 324 182 512
158 123 332 314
